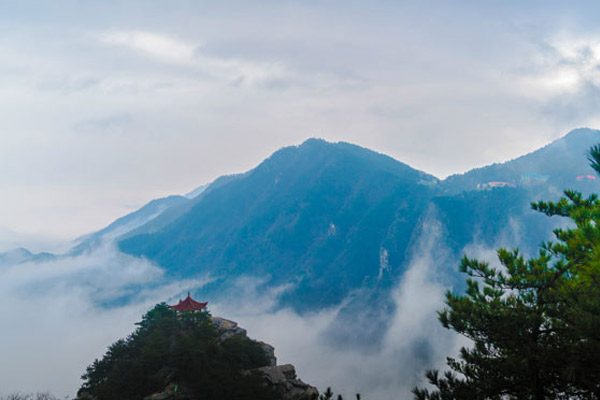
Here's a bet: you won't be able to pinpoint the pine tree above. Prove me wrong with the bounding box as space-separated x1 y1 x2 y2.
413 147 600 399
320 388 335 400
79 303 277 400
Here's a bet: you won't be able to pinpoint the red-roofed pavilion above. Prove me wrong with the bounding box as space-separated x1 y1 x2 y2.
169 292 208 312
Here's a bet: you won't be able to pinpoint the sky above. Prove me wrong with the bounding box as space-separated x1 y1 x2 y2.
2 0 600 247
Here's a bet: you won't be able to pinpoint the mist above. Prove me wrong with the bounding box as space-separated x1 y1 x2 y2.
212 211 467 400
0 209 525 399
0 244 206 397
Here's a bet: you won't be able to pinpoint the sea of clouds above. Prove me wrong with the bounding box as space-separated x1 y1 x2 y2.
0 214 504 400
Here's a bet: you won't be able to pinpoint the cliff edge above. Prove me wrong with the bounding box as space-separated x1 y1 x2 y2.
76 304 317 400
144 316 318 400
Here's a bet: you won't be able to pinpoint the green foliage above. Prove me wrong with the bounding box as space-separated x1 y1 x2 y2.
588 144 600 176
78 304 276 400
315 388 361 400
414 154 600 399
319 387 334 400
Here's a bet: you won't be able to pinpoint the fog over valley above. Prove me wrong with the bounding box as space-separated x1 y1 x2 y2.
2 2 600 399
2 129 599 399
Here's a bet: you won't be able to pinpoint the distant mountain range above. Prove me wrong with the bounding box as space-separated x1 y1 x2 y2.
70 195 190 255
443 127 600 195
0 247 55 265
5 128 599 345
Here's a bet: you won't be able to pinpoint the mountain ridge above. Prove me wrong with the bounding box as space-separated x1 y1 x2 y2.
35 128 595 318
13 128 597 319
442 127 600 194
118 138 439 311
67 128 600 258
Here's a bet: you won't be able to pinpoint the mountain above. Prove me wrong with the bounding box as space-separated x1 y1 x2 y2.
70 195 190 254
0 247 55 265
117 174 244 242
432 128 600 258
184 183 210 199
112 130 600 316
70 177 245 256
443 127 600 195
119 139 439 311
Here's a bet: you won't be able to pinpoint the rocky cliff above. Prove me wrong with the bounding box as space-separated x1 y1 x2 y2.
143 316 318 400
77 303 319 400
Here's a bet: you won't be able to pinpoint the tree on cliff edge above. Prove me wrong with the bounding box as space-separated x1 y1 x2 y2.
78 303 277 400
413 147 600 400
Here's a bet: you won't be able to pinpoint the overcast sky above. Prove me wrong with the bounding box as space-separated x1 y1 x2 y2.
2 0 600 248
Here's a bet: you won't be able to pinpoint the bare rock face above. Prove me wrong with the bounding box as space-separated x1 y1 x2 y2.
259 341 277 367
143 383 195 400
211 317 277 366
256 364 319 400
211 317 248 341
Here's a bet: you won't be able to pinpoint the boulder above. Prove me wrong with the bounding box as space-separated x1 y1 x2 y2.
211 316 247 341
211 316 277 366
260 341 277 366
256 364 319 400
143 383 195 400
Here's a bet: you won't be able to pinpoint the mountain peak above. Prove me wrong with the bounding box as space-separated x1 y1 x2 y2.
298 137 329 147
119 138 440 310
443 128 600 193
562 127 598 139
552 127 600 149
262 138 437 185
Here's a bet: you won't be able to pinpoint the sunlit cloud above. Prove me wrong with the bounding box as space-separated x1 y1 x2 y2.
518 35 600 97
99 30 197 64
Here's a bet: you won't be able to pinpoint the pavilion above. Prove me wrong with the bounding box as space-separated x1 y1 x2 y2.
169 292 208 312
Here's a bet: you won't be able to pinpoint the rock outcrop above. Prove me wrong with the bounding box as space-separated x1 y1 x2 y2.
256 364 319 400
259 341 277 367
143 316 317 400
144 382 199 400
211 317 248 341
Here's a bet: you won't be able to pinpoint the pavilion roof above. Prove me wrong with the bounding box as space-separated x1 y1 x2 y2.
169 292 208 312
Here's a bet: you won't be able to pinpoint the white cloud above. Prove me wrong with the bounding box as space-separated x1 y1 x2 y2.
0 201 560 399
98 29 290 87
517 35 600 97
99 30 197 64
0 209 464 400
0 225 67 254
1 3 600 253
213 211 463 400
0 244 208 397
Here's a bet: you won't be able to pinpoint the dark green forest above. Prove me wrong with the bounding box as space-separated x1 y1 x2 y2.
78 305 277 400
